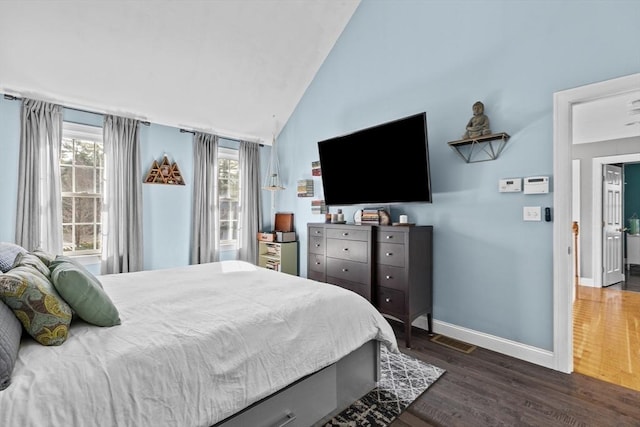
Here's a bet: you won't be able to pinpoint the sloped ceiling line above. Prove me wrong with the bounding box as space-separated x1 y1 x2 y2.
0 0 361 145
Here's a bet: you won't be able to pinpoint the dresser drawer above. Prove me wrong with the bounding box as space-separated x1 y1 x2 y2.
376 230 406 244
376 264 406 291
326 277 370 301
376 286 405 315
326 258 370 283
307 269 326 283
308 253 325 273
326 239 368 263
376 242 405 267
326 228 369 241
309 227 325 238
309 236 325 255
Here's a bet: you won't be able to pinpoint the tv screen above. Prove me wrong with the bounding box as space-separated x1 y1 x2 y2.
317 112 432 206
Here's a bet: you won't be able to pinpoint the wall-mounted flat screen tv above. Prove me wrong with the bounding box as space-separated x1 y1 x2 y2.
317 112 432 206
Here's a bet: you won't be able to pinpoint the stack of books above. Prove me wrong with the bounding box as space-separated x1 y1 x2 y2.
361 209 380 225
312 161 321 176
265 244 280 257
265 259 281 271
297 179 314 197
311 199 327 215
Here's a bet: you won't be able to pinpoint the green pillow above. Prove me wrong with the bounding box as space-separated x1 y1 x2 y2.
0 265 72 346
50 260 120 327
49 255 103 289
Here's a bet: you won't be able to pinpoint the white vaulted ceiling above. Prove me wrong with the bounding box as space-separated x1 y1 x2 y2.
0 0 360 143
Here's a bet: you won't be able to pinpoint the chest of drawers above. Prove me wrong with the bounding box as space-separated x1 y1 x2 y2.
307 223 433 348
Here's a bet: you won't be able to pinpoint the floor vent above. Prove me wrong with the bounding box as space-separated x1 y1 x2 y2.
430 334 476 354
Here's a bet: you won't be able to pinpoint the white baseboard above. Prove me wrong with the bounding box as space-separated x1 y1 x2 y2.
412 316 555 370
579 277 595 287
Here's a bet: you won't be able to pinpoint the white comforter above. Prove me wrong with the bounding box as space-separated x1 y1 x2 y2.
0 261 398 427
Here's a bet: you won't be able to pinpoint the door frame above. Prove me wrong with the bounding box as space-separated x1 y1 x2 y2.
592 155 640 287
553 72 640 373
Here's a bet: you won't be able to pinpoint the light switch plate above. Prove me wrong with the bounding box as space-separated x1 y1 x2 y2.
523 206 541 221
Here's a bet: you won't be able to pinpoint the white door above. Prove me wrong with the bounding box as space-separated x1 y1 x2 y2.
602 164 624 286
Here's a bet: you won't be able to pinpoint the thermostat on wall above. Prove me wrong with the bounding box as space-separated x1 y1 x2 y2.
523 176 549 194
498 178 522 192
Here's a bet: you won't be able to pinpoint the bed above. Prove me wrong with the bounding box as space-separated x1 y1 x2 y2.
0 259 398 427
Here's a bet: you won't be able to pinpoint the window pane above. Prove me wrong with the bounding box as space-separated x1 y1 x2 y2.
220 221 232 241
61 139 74 165
75 141 95 166
75 197 95 224
96 168 103 194
62 197 73 223
61 166 73 192
62 225 74 252
96 144 104 168
228 176 239 198
76 225 96 251
75 167 95 193
96 224 101 250
96 198 102 223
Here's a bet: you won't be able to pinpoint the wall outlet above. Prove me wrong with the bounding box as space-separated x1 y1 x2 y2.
523 206 541 221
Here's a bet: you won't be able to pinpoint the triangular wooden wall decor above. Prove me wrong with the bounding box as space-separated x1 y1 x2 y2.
144 154 185 185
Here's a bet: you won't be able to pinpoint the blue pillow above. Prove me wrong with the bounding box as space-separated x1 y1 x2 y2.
0 243 26 273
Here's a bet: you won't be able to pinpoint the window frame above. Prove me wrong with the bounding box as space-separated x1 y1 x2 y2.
60 122 104 257
218 146 241 251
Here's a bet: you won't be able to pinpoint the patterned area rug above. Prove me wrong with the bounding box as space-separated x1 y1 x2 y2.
324 347 445 426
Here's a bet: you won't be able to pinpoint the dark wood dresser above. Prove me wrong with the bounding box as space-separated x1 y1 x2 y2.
307 223 433 348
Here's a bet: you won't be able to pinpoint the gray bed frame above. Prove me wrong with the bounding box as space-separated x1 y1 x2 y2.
213 340 380 427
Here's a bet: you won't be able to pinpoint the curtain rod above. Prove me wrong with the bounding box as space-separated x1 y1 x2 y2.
179 128 264 147
3 94 268 145
3 94 151 126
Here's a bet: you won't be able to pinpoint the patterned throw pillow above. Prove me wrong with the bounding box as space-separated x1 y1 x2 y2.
0 266 72 346
50 259 121 327
0 243 26 273
0 299 22 390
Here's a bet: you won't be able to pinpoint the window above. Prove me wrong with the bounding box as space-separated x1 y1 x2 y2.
60 122 104 255
218 147 240 248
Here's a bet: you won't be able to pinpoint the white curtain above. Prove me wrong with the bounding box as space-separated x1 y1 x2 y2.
191 132 219 264
237 141 262 263
101 115 143 274
15 99 63 253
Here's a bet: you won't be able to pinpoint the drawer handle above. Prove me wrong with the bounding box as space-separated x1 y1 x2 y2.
315 230 321 234
342 232 349 236
315 244 320 247
385 252 392 256
385 297 391 303
342 268 348 272
385 275 392 279
386 235 393 239
273 412 296 427
315 261 320 265
343 248 349 251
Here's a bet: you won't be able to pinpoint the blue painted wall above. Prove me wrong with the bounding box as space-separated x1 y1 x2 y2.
275 0 640 350
625 163 640 227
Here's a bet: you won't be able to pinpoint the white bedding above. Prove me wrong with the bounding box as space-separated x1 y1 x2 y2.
0 260 398 427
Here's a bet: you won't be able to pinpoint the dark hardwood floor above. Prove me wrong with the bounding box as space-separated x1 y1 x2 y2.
387 321 640 427
608 265 640 293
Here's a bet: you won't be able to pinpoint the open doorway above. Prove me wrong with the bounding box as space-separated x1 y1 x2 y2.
552 72 640 375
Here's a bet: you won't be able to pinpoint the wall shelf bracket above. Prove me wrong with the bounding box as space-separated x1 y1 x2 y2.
447 132 510 163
